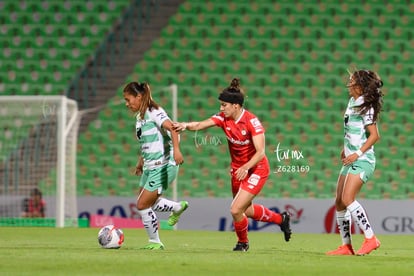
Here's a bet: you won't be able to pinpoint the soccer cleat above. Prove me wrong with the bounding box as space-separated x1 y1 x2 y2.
141 242 165 250
356 236 381 256
233 242 249 252
168 201 189 226
326 244 355 255
280 211 292 242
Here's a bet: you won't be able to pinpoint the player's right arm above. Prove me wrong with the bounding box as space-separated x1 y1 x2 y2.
173 118 216 131
135 156 144 176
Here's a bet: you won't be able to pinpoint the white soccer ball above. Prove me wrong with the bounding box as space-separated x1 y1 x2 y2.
97 225 124 249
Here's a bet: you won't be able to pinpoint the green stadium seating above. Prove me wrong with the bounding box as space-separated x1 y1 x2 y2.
0 0 130 96
28 0 408 198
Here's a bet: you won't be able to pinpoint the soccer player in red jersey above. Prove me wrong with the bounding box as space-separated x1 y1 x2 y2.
173 78 292 251
22 188 46 218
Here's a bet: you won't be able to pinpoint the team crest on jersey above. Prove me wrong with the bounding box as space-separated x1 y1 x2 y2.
344 114 349 125
136 120 146 140
136 128 142 139
241 130 247 135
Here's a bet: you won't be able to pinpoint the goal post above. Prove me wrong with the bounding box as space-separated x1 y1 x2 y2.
56 96 80 227
0 95 80 227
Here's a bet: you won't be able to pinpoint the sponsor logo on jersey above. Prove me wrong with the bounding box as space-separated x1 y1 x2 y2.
250 118 263 132
156 111 168 121
226 136 250 145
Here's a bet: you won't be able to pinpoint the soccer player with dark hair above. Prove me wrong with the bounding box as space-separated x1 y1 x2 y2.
22 188 46 218
173 78 292 251
326 69 383 256
123 81 189 250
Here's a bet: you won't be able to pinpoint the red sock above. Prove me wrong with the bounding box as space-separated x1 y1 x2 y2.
233 216 249 243
252 204 282 225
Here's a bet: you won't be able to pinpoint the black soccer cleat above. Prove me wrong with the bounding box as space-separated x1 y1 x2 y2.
233 242 249 252
280 211 292 242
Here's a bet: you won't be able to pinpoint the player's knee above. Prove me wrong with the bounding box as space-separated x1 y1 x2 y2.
334 197 345 209
341 195 355 207
136 201 148 211
230 206 243 218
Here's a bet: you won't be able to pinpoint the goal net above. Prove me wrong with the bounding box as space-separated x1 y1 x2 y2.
0 96 80 227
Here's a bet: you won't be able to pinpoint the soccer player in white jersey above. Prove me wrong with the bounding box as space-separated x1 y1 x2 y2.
123 82 189 250
326 70 384 256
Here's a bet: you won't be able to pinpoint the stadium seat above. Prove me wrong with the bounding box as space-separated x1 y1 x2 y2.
53 0 413 198
0 0 130 98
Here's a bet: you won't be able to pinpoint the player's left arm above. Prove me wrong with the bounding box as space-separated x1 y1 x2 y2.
235 133 266 181
162 119 184 165
360 123 380 152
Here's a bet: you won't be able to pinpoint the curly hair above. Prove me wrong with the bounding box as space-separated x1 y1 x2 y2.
351 70 384 122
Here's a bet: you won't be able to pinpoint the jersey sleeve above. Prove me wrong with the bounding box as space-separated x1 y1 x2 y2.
210 112 225 127
151 107 170 128
362 107 375 125
247 116 265 136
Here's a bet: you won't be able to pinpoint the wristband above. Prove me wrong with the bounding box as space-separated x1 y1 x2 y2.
356 149 363 157
183 123 187 130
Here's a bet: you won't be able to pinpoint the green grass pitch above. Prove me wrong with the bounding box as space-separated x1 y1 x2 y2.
0 227 413 275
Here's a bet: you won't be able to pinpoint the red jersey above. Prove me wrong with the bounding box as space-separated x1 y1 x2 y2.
28 199 46 217
211 109 268 169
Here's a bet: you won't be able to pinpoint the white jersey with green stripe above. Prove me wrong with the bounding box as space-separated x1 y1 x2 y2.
343 96 376 164
135 107 174 170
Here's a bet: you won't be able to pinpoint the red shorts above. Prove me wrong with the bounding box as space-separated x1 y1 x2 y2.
230 162 270 197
